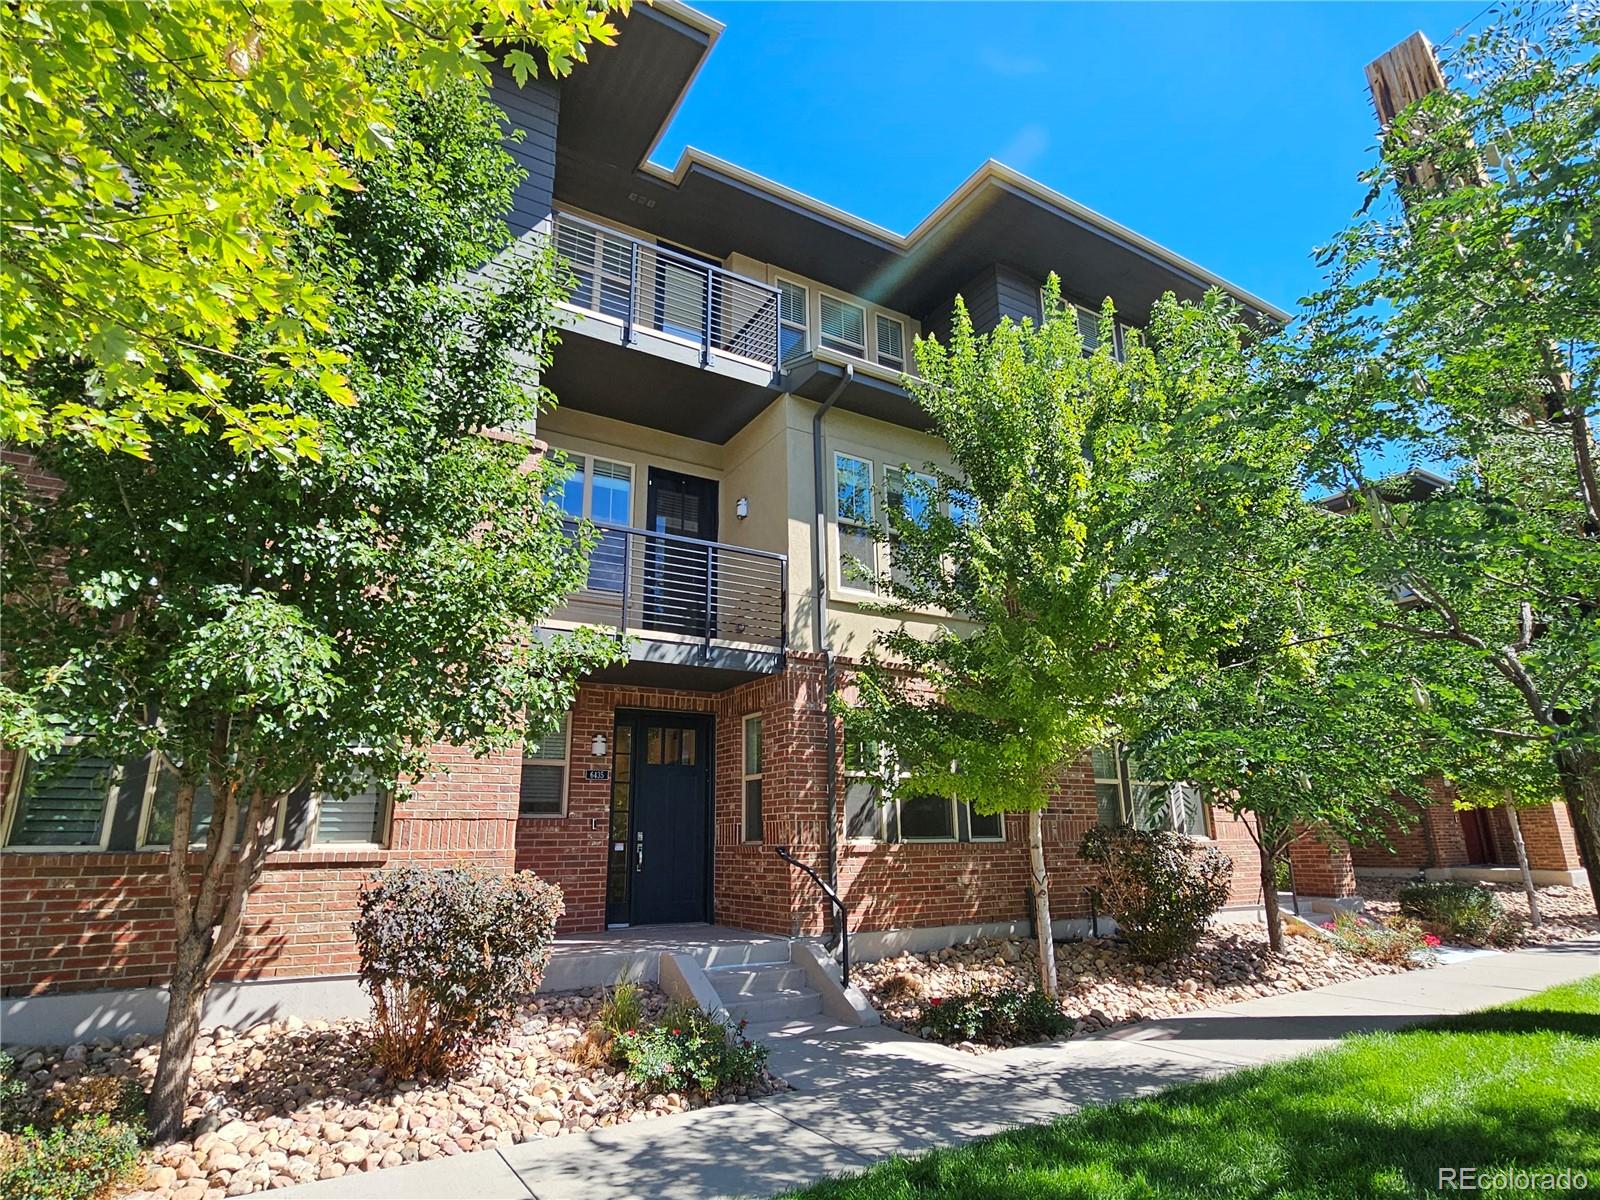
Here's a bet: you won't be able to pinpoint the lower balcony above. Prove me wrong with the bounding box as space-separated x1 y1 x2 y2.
548 523 788 689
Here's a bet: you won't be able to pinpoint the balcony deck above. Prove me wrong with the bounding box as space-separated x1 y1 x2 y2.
547 521 788 687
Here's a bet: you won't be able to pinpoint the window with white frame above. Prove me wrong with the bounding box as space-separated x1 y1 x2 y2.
778 279 808 364
141 763 249 848
566 223 634 322
1074 304 1103 354
885 465 935 591
311 772 388 845
842 741 1001 844
875 314 906 371
742 715 763 843
551 453 633 593
820 294 867 357
1092 745 1208 836
3 749 118 849
834 452 877 591
520 715 570 817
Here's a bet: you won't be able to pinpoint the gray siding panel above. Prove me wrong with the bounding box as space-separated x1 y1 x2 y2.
919 263 1041 342
994 264 1041 325
489 66 561 237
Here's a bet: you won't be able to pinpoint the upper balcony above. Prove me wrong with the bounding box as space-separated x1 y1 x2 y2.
542 213 784 442
547 521 788 688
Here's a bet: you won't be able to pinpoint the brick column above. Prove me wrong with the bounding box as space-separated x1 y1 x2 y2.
1287 830 1359 898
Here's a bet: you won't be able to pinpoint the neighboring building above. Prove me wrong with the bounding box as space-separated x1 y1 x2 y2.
4 2 1362 1027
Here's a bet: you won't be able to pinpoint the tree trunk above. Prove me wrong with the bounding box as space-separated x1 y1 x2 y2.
1554 742 1600 919
1026 807 1057 999
1501 792 1541 928
148 951 208 1142
1259 843 1284 953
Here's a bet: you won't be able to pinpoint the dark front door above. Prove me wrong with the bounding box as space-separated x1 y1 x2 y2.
1459 808 1496 864
645 468 719 637
624 713 711 925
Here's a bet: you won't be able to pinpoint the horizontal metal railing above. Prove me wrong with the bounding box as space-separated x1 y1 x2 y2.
552 521 787 657
551 212 783 371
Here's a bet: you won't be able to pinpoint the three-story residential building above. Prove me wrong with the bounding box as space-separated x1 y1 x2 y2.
6 2 1418 1031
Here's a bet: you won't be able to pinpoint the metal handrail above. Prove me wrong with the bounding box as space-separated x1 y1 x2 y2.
775 845 850 988
552 211 782 371
586 519 788 562
552 521 787 657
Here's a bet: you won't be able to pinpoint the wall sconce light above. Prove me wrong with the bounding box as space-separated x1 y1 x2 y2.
735 497 749 520
591 733 608 758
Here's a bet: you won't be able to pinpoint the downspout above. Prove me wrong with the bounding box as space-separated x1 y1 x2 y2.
811 365 853 948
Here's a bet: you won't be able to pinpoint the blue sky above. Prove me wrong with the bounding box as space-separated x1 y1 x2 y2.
652 2 1490 316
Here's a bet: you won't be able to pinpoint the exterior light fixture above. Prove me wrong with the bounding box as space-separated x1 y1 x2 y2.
736 497 749 519
591 733 608 758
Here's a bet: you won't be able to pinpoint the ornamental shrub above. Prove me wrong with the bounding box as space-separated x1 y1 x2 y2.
0 1115 144 1200
40 1076 146 1129
354 865 564 1076
921 987 1069 1046
0 1054 31 1131
614 1003 768 1096
1322 910 1433 965
1080 827 1233 962
1396 880 1508 945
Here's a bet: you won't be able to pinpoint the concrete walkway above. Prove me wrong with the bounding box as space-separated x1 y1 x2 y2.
275 939 1600 1200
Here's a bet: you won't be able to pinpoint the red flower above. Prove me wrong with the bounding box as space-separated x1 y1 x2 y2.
929 997 943 1007
1423 934 1441 947
627 1028 636 1036
672 1029 681 1035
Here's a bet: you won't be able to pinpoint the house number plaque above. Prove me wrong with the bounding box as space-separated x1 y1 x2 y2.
584 768 612 782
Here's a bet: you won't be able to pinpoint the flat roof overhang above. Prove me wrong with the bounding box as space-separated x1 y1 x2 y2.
779 355 930 432
550 4 1286 333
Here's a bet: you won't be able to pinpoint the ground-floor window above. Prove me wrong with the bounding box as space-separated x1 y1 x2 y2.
1092 745 1209 837
742 715 763 842
520 714 571 817
4 746 390 853
843 740 1004 844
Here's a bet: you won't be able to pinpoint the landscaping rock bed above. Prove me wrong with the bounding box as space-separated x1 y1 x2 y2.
859 927 1424 1050
1358 877 1599 946
6 985 784 1198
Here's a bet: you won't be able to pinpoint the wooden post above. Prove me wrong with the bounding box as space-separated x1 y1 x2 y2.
1366 32 1451 189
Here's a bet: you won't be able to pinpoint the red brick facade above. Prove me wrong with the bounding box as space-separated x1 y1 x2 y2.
4 658 1361 1000
1350 776 1583 874
1 747 519 998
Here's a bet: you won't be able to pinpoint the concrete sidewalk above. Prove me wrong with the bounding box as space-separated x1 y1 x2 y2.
275 939 1600 1200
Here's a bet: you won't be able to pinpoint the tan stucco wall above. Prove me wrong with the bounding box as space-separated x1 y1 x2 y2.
541 394 975 659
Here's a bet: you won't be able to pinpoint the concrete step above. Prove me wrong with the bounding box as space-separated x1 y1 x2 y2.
707 964 810 998
719 987 822 1026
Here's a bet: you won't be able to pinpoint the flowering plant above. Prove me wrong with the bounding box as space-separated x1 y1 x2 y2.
613 1002 767 1096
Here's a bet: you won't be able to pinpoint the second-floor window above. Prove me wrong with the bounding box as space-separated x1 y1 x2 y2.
820 294 867 357
835 452 877 591
553 454 633 593
885 466 935 590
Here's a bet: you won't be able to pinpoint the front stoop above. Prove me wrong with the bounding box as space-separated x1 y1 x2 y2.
660 938 878 1028
704 948 823 1025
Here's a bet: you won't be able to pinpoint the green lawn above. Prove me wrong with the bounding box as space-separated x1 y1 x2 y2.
790 976 1600 1200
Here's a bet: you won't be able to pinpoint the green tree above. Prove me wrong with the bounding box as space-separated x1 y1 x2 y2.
1 68 619 1140
1425 677 1561 927
1133 507 1433 951
1291 6 1600 910
842 283 1293 994
0 0 624 458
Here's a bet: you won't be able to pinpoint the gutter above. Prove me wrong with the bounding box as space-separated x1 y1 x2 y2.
810 364 853 948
